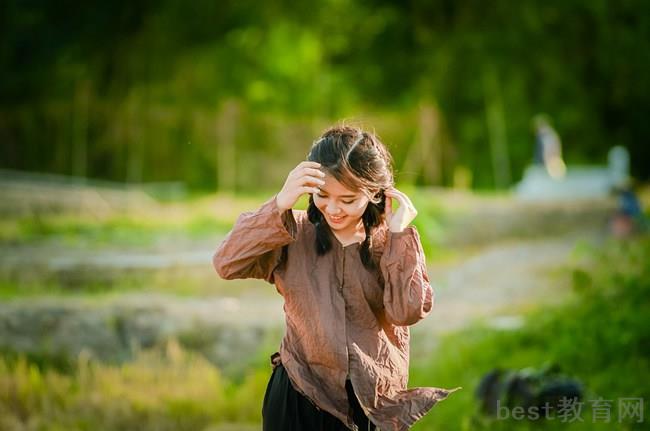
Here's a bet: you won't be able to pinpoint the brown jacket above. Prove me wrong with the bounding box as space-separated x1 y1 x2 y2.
213 195 458 431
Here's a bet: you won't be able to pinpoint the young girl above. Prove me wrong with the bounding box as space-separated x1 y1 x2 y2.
213 125 457 431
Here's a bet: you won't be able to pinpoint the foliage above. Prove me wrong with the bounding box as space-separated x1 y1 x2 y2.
1 232 647 429
410 235 650 430
0 339 267 431
0 192 269 247
2 0 649 189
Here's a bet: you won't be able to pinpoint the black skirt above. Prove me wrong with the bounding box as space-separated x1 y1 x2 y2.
262 363 377 431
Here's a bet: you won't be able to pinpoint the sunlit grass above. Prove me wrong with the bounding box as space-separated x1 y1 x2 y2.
0 192 276 247
0 188 618 302
1 188 613 255
0 340 268 431
0 188 470 260
0 211 229 248
0 266 267 300
410 235 650 430
1 235 647 430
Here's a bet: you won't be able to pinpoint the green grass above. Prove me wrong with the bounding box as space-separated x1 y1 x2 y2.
0 190 645 428
1 235 648 430
0 188 455 250
0 213 233 248
0 340 269 431
0 189 458 300
0 267 266 300
410 235 650 430
0 191 276 247
1 187 609 264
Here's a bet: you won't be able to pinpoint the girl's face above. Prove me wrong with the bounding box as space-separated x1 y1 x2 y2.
313 174 369 234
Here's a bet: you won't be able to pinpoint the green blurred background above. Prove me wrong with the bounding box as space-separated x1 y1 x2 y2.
2 0 650 189
1 1 649 430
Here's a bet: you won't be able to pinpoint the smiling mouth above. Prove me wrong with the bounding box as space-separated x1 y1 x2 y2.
328 215 346 223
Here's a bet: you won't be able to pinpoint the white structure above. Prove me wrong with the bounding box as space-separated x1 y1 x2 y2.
515 146 630 201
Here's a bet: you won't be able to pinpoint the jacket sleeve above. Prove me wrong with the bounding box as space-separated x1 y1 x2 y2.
212 194 297 283
380 226 434 326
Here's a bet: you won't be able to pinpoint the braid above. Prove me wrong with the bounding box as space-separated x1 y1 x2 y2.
306 125 392 268
308 194 387 269
308 195 332 255
359 194 386 269
359 214 375 270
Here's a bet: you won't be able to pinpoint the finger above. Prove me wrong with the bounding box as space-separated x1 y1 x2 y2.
298 161 322 169
300 186 321 195
397 194 415 211
299 175 326 187
384 190 405 208
384 193 393 216
290 167 325 181
301 167 326 178
385 188 405 199
392 188 412 201
384 188 400 198
386 189 413 209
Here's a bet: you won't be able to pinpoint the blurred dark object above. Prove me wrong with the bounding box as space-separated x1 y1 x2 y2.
476 364 583 418
609 182 648 238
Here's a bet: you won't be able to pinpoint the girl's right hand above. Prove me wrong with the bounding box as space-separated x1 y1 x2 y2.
276 161 326 212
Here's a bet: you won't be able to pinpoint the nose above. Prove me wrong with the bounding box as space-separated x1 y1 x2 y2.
326 202 340 215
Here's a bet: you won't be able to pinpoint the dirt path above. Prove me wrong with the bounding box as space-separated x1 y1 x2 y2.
409 230 604 356
0 230 603 372
0 232 602 330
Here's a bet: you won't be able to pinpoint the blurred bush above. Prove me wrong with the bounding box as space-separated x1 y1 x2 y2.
2 0 649 189
410 234 650 430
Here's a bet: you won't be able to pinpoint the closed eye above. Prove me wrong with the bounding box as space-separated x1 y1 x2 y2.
316 193 356 205
316 194 355 204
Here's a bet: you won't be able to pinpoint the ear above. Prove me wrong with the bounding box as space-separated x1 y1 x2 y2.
376 189 386 210
369 189 383 202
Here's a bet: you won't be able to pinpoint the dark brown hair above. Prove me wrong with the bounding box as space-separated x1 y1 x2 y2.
306 125 394 269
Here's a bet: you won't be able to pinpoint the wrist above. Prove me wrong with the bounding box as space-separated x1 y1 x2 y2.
390 224 414 234
389 221 408 233
275 196 289 213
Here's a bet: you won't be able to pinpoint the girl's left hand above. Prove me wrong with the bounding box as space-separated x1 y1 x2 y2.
384 187 418 232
